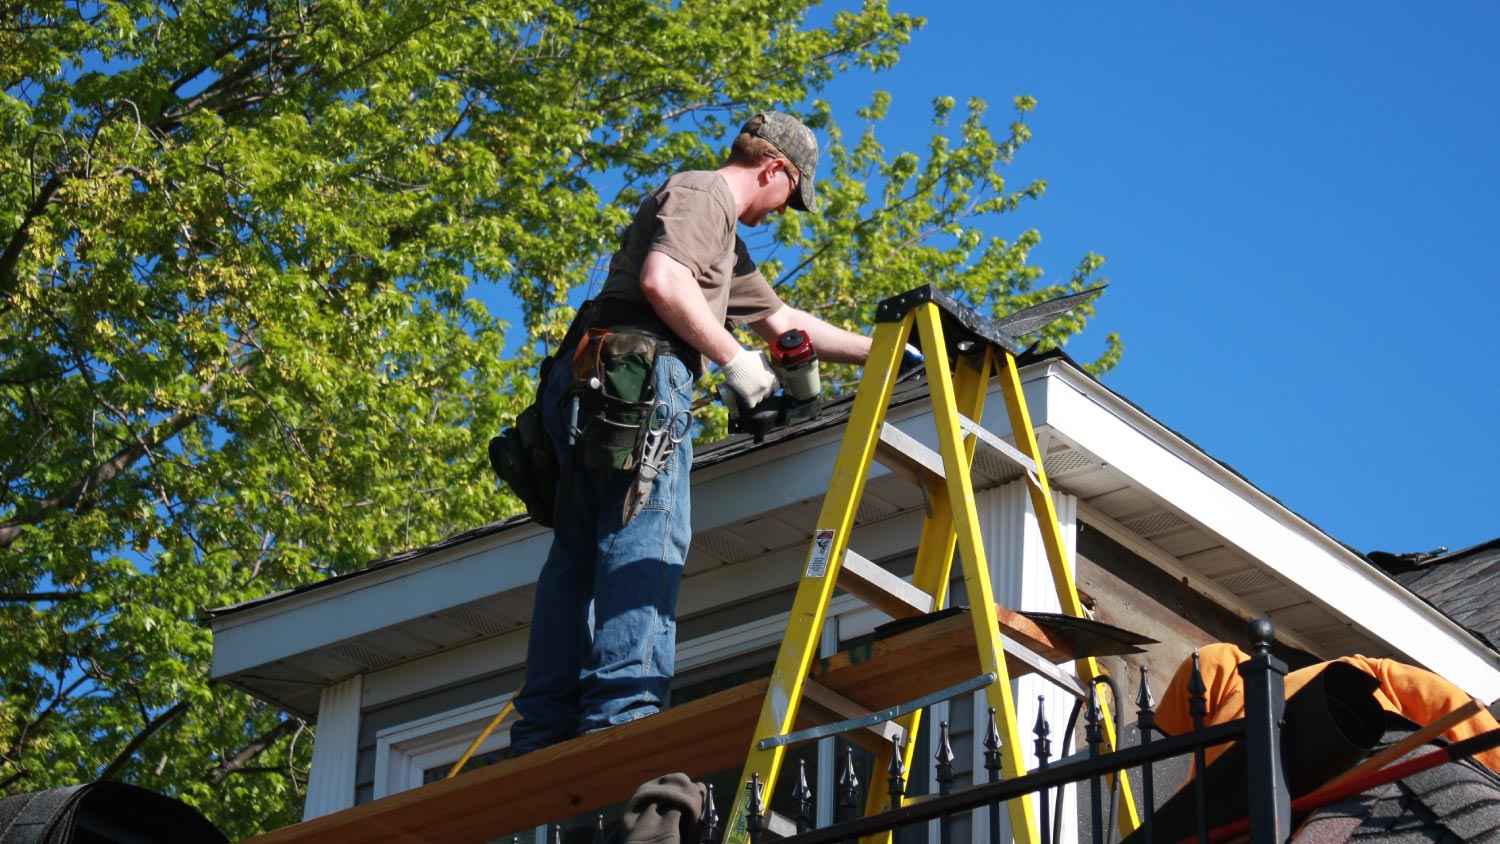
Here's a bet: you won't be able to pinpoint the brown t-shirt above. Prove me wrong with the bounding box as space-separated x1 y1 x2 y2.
598 171 783 331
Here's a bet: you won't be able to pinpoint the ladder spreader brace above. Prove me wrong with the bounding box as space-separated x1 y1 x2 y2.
722 284 1139 844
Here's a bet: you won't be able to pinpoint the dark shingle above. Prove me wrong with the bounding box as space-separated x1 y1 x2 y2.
1295 724 1500 844
1379 540 1500 652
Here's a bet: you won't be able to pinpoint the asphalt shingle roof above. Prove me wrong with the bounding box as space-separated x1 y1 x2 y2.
1296 724 1500 844
1369 540 1500 653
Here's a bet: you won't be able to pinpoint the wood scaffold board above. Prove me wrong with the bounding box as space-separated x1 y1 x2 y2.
242 606 1086 844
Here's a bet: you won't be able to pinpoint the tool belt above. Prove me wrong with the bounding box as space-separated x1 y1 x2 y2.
562 297 702 380
488 298 696 525
571 327 659 472
560 297 699 473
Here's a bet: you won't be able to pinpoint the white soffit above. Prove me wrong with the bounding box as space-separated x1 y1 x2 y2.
1035 361 1500 701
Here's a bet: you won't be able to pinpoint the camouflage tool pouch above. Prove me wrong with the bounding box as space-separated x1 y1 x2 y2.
580 331 658 471
487 359 560 527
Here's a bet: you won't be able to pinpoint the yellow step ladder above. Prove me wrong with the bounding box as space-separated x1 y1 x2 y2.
722 285 1138 844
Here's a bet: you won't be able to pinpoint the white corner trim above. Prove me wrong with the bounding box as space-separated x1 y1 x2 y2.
372 694 514 799
980 482 1080 844
303 675 362 821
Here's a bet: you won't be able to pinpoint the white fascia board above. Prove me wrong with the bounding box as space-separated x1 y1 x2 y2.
211 402 932 682
210 525 552 678
1036 363 1500 701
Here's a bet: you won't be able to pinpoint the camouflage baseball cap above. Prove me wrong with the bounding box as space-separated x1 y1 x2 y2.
744 112 818 213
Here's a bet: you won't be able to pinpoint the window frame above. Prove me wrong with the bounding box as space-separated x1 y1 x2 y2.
372 694 513 799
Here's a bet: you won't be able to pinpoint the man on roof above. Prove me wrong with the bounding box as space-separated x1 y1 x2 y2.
508 112 872 755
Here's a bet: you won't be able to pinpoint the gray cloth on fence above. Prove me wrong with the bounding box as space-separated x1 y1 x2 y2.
621 773 709 844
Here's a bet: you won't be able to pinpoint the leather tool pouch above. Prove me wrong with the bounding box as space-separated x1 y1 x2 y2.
576 330 658 471
488 359 560 527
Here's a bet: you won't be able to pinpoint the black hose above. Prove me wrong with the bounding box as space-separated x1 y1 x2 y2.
1050 675 1127 844
1052 696 1083 844
1092 675 1125 844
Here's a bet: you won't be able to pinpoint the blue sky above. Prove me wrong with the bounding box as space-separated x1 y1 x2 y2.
480 3 1497 557
804 2 1498 556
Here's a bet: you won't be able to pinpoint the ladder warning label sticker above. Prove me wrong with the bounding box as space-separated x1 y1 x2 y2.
807 529 835 578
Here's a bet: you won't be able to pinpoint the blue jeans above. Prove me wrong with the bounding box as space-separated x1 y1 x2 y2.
509 347 695 754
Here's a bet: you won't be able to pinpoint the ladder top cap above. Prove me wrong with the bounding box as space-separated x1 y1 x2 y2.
874 285 1106 357
875 286 1023 355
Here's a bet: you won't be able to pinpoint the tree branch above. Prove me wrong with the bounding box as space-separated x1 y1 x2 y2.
0 591 84 602
0 173 67 299
204 717 302 786
0 766 30 791
0 408 196 549
11 669 95 760
98 700 190 781
217 766 305 784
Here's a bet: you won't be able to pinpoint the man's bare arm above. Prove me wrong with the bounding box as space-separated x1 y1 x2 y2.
638 251 742 365
750 305 872 365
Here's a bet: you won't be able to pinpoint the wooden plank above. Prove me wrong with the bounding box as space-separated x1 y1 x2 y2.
240 607 1070 844
993 605 1076 663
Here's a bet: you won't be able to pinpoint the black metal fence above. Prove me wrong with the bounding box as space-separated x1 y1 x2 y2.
709 618 1292 844
525 620 1294 844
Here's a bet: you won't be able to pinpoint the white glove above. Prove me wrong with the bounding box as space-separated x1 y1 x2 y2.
721 348 780 409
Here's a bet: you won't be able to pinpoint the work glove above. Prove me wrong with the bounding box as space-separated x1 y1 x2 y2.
721 347 780 409
898 343 925 381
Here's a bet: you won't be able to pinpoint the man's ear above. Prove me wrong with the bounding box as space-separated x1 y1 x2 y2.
761 156 782 185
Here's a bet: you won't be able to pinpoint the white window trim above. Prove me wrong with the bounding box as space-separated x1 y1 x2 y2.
372 694 514 799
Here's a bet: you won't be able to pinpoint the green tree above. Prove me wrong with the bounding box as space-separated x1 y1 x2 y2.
1 0 1118 836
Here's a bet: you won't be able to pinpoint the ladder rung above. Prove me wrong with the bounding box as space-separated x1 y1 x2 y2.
765 672 996 751
1001 636 1087 700
957 413 1037 475
764 811 797 839
802 679 904 746
874 423 945 487
838 549 935 618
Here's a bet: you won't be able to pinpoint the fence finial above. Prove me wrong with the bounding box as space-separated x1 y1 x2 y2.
1136 665 1157 740
1248 617 1275 654
792 758 813 833
1032 695 1052 766
700 783 719 843
837 745 860 822
1188 650 1208 730
887 734 906 806
983 705 1003 780
1085 682 1105 757
746 773 764 843
936 719 956 796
